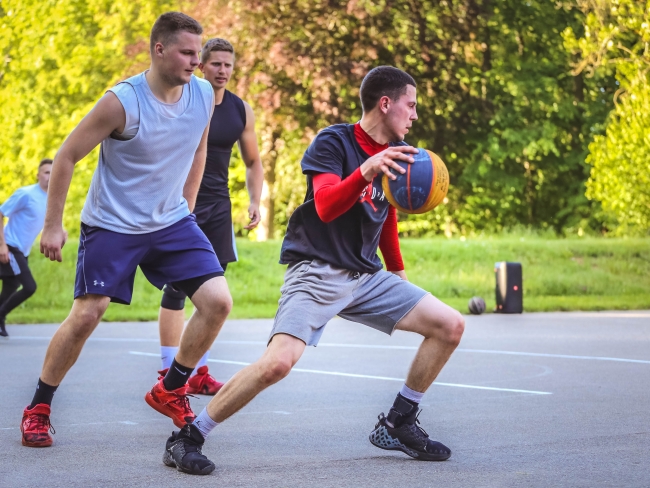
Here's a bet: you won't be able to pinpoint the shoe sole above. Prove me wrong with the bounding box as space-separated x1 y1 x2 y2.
144 392 190 429
369 427 451 461
163 449 215 475
187 385 223 396
21 436 52 447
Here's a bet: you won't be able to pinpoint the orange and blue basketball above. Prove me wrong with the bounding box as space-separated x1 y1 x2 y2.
382 148 449 214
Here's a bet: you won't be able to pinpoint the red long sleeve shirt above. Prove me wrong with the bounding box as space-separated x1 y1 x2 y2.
312 123 404 271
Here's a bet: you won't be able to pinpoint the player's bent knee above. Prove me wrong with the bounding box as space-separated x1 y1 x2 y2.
259 355 293 386
66 306 105 341
160 284 186 310
23 281 37 298
212 292 233 317
72 296 108 323
74 307 104 328
442 311 465 347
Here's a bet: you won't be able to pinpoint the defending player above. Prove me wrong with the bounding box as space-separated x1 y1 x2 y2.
160 66 465 475
0 159 52 337
20 12 232 449
157 38 263 395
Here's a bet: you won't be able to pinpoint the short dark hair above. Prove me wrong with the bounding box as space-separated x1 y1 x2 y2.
201 38 235 64
39 158 53 168
150 12 203 53
359 66 416 113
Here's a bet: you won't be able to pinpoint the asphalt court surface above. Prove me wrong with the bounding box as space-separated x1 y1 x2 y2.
1 311 649 487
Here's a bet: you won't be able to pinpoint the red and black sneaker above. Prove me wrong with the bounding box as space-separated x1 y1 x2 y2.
187 366 224 396
21 404 55 447
145 375 196 428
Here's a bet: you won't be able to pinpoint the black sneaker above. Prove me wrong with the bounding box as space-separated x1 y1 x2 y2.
162 424 215 475
0 318 7 338
369 410 452 461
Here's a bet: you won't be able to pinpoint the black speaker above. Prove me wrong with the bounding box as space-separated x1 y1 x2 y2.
495 262 523 313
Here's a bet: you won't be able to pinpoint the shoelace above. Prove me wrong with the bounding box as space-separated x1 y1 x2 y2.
182 439 203 454
411 410 429 439
27 414 56 435
171 392 197 415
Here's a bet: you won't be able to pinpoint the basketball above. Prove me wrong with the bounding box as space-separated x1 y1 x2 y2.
468 296 486 315
382 148 449 214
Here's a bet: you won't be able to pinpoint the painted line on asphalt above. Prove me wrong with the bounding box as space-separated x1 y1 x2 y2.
319 343 650 364
12 336 650 365
455 348 650 364
10 336 159 342
129 351 552 395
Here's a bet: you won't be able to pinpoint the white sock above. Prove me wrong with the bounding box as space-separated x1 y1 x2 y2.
160 346 179 370
399 384 425 404
191 350 211 376
192 408 219 439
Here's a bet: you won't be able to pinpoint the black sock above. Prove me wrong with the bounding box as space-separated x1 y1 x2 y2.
163 358 194 391
387 393 419 427
29 379 58 409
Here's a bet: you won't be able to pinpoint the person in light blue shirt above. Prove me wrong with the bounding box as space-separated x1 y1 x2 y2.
0 159 52 337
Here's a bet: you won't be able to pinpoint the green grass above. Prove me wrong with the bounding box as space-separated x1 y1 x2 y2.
6 236 650 324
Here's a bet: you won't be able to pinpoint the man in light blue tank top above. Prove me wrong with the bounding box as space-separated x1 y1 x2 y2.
21 14 231 471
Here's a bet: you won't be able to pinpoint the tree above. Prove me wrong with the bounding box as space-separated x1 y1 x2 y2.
564 0 650 233
1 0 618 238
0 0 176 232
198 0 615 238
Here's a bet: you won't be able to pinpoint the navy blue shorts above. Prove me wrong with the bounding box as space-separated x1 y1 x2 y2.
74 215 223 305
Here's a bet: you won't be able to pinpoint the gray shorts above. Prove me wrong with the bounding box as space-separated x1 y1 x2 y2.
270 259 429 346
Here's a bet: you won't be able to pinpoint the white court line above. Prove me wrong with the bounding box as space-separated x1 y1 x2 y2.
560 312 650 318
456 348 650 364
11 336 650 365
128 351 552 395
11 336 159 342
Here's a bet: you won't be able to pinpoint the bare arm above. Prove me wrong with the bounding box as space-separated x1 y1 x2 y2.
237 102 264 230
41 92 126 262
183 120 211 213
0 212 7 263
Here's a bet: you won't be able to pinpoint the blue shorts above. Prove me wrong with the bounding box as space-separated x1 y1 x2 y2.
74 215 223 304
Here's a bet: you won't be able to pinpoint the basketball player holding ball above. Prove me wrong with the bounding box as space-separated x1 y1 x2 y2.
156 38 263 396
161 66 465 475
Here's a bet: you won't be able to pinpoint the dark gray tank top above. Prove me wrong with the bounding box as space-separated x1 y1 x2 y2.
198 90 246 199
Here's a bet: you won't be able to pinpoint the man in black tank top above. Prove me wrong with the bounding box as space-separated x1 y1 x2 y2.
157 38 264 395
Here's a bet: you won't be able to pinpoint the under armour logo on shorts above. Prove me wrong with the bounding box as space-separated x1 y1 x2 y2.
93 280 105 287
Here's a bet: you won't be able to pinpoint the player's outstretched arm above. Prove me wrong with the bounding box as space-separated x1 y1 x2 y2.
41 92 125 262
238 102 263 230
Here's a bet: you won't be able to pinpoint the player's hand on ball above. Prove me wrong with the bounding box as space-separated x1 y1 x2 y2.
40 225 68 262
245 203 261 230
360 146 418 182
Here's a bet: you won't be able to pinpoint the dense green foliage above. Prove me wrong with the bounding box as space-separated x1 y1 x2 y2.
205 0 616 237
0 1 644 237
0 0 174 232
565 0 650 234
6 236 650 324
